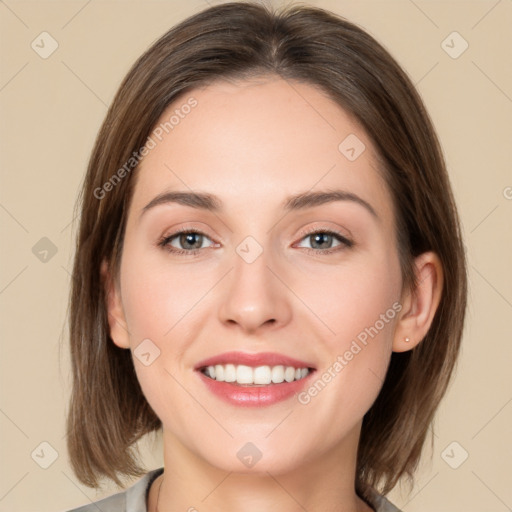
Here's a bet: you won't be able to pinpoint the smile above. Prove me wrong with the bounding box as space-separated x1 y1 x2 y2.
201 364 311 385
195 351 316 406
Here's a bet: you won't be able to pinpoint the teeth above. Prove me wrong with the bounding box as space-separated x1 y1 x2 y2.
204 364 311 385
254 365 271 384
284 366 295 382
236 365 253 384
224 364 236 383
214 364 224 381
271 365 284 384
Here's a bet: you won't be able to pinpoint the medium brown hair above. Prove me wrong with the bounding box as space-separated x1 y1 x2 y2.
66 1 467 498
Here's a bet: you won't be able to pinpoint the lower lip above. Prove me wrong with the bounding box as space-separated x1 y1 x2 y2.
197 371 314 407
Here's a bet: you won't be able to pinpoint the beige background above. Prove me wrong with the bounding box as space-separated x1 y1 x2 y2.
0 0 511 511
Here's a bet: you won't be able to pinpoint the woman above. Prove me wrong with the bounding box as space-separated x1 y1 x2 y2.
65 2 467 511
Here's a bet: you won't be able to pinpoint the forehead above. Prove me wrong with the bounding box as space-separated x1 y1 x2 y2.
130 76 394 223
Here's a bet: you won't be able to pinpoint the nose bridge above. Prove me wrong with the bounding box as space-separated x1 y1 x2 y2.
218 237 292 332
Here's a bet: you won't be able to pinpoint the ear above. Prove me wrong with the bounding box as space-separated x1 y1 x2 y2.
393 251 444 352
100 259 130 349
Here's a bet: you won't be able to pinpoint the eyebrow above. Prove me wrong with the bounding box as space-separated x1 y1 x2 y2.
140 189 378 219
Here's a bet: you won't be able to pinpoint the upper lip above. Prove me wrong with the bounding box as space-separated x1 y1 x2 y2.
194 351 316 370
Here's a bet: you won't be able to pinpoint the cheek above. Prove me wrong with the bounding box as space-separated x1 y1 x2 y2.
119 246 203 428
295 249 401 412
117 242 220 415
120 242 208 343
298 250 402 348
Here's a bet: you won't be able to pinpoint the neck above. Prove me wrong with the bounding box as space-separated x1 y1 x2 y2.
151 426 373 512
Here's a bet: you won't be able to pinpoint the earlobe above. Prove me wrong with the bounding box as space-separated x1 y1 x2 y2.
393 252 444 353
100 259 131 349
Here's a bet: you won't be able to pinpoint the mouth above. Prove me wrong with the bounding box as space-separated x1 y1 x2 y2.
194 351 316 406
199 364 313 386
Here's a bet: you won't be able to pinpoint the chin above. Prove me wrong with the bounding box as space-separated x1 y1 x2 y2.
189 435 315 476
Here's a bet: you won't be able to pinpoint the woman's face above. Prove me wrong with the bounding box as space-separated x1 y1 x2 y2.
108 76 405 474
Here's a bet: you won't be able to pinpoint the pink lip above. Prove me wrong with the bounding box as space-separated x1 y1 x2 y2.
194 351 316 407
194 351 315 370
197 373 314 407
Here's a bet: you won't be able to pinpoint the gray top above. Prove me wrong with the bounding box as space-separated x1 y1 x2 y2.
65 467 401 512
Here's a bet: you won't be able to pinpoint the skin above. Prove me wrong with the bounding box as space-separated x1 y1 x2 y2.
104 76 443 512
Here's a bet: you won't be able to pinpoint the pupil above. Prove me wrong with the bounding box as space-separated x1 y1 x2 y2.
181 233 202 249
311 233 332 249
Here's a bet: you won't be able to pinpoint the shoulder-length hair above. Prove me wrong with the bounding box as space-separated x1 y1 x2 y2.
66 1 467 498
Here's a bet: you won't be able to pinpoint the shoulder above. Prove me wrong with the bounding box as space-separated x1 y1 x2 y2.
368 489 403 512
64 467 164 512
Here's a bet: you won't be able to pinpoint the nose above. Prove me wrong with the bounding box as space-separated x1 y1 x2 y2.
217 245 293 334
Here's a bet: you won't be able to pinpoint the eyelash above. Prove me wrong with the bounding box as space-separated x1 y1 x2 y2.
296 226 354 255
157 227 217 256
157 227 353 256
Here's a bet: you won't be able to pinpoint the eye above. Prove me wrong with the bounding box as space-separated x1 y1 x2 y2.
157 228 352 256
295 229 353 254
158 229 216 255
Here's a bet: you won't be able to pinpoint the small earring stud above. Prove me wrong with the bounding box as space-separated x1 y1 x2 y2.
405 337 410 343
